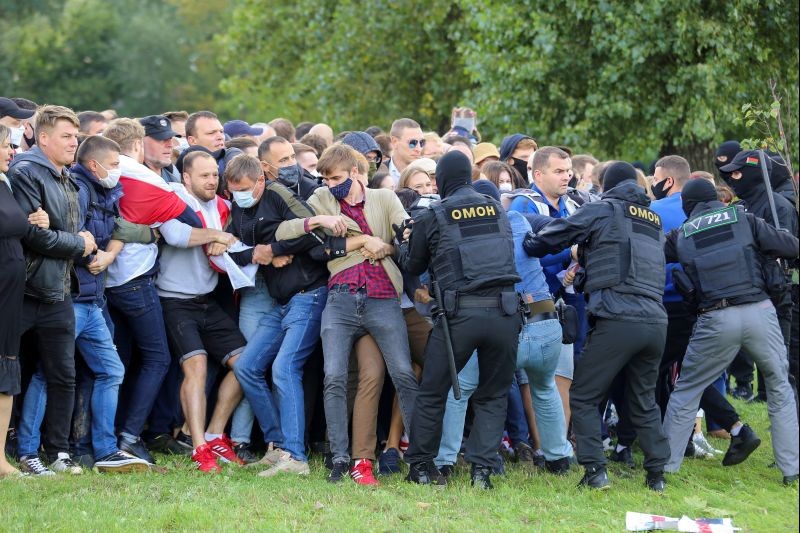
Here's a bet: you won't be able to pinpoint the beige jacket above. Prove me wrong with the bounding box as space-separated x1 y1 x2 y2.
275 185 408 295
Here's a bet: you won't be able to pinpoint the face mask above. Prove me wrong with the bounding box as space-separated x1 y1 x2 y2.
95 161 122 188
651 177 670 200
511 158 528 183
10 126 24 148
277 164 300 187
368 161 378 179
498 183 513 192
329 176 353 200
232 189 258 208
176 137 190 153
527 170 534 184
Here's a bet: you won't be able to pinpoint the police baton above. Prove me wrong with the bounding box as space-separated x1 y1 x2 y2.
758 149 781 230
432 279 462 400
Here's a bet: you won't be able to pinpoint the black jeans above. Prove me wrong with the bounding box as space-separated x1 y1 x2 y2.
570 318 669 472
20 296 76 461
405 307 521 468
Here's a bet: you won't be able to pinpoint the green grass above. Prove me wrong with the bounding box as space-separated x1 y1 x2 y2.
1 399 797 532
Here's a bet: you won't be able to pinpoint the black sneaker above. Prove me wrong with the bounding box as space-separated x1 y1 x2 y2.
514 442 535 465
545 457 571 476
118 435 155 465
610 446 635 468
470 464 493 489
378 447 402 475
147 433 191 456
95 451 150 473
578 466 610 490
5 428 17 459
19 455 55 476
722 424 761 467
731 383 754 402
175 430 193 450
783 474 798 486
645 470 666 492
323 452 334 470
233 442 259 465
438 464 455 478
327 461 350 483
405 461 447 487
73 453 95 469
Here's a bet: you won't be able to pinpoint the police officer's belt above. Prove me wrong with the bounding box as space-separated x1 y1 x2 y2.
698 298 733 314
458 296 503 308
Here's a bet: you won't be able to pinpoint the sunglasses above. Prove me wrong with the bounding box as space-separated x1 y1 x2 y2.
407 139 426 149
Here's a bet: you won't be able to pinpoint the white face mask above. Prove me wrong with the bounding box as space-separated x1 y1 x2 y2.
10 125 24 148
176 137 190 152
498 182 513 192
95 161 122 188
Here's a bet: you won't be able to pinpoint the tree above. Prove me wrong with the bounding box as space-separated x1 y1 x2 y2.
217 0 471 131
459 0 799 170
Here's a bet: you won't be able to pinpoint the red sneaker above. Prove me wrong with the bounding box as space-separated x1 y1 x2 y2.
350 459 379 486
207 435 245 465
192 443 222 473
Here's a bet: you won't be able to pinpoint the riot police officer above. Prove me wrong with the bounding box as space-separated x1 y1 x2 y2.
398 151 522 489
525 161 670 492
661 178 799 485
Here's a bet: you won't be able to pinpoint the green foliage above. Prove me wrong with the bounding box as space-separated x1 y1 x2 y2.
217 0 471 131
0 0 231 117
459 0 799 168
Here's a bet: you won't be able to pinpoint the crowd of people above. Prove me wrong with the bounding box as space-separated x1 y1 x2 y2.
0 96 797 492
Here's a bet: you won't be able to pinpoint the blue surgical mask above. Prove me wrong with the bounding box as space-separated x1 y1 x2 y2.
232 188 257 208
329 176 353 200
278 164 301 187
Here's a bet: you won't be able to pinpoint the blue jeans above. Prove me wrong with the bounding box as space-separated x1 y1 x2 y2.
106 275 171 438
506 377 531 447
229 279 276 444
321 287 418 463
17 303 125 459
435 352 479 467
516 319 572 461
234 286 327 461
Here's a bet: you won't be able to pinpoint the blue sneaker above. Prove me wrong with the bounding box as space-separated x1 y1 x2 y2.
378 447 401 475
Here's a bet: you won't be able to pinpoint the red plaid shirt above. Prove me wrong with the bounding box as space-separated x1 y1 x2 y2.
328 198 397 299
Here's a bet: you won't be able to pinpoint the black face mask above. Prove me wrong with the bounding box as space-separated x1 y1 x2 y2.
23 132 35 147
510 157 528 183
651 177 670 200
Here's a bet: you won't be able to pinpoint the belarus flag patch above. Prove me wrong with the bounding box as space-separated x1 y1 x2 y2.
745 156 759 166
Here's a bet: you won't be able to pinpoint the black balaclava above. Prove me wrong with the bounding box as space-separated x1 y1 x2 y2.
435 151 473 198
714 140 741 183
601 161 638 192
767 151 792 190
727 151 771 202
681 178 718 217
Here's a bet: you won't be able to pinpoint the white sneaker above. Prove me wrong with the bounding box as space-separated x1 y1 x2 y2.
693 432 722 455
50 452 83 475
19 456 55 477
257 452 310 477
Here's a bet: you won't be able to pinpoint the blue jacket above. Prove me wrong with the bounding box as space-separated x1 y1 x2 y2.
72 163 123 304
510 211 551 302
649 192 686 304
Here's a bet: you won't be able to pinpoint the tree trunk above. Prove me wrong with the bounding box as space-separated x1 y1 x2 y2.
660 140 716 176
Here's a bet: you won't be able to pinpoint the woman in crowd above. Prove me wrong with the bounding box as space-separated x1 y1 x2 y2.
0 124 49 477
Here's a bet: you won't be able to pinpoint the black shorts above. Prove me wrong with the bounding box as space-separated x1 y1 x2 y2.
160 296 246 366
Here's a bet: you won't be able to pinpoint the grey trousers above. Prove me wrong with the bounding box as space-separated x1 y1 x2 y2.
663 299 799 477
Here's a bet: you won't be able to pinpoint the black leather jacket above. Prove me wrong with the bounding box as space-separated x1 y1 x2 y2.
8 146 86 303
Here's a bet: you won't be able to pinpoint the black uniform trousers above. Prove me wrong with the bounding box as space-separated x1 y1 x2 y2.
570 318 669 472
404 306 521 468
